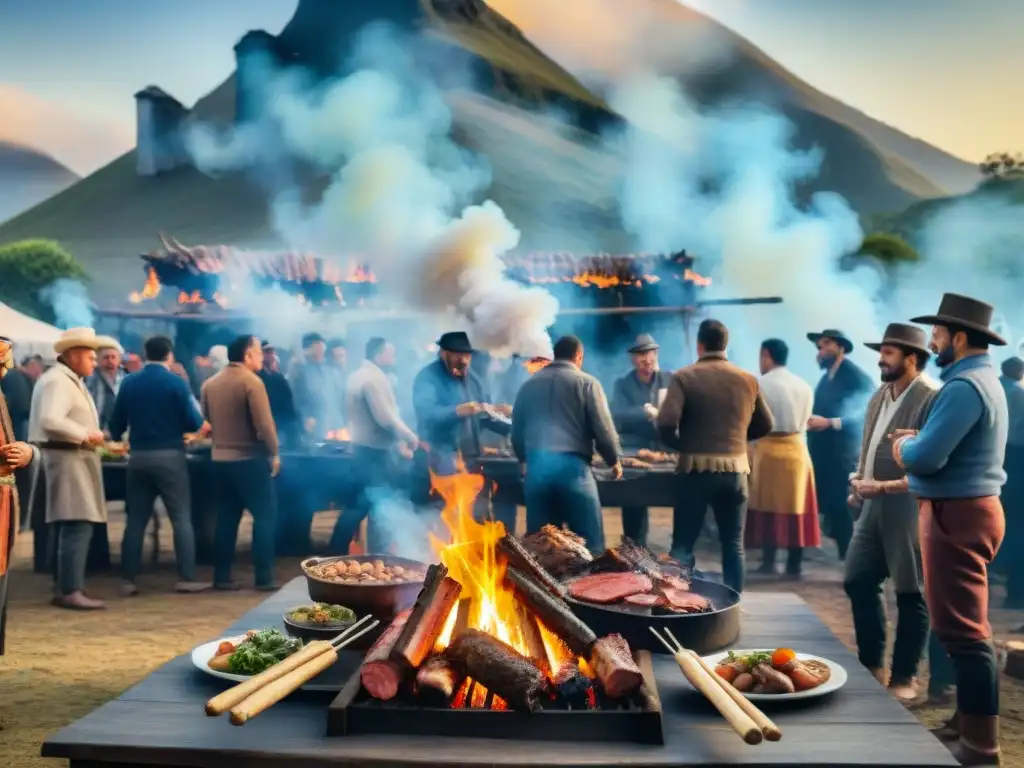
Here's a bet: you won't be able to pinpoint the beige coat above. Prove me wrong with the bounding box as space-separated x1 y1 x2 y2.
28 363 106 524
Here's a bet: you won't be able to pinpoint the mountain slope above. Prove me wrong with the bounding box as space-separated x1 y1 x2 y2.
0 141 79 223
0 0 977 305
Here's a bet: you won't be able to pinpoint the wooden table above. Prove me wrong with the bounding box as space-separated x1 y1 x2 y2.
42 578 957 768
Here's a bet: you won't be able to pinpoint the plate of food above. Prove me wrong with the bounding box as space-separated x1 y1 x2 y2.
301 555 428 617
193 628 304 683
283 603 356 640
703 647 847 701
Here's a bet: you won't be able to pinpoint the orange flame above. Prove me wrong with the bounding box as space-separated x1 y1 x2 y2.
523 358 551 375
428 471 573 682
325 428 351 441
128 268 161 304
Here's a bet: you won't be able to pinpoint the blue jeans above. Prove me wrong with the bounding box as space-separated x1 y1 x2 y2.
671 471 748 593
329 446 391 555
212 458 277 587
524 452 604 554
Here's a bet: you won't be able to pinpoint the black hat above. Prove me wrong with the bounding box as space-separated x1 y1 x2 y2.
864 323 930 355
301 332 325 348
807 328 853 354
628 334 660 354
437 331 474 354
1002 357 1024 381
910 293 1006 346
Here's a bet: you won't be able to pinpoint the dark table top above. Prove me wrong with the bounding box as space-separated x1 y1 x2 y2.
42 578 957 768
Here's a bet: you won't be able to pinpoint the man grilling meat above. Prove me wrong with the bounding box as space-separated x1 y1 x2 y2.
512 335 622 554
411 332 511 526
655 319 774 594
806 328 873 561
610 334 672 547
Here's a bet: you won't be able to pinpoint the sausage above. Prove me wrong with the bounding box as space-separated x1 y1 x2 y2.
751 663 795 694
714 661 747 683
732 672 754 692
779 659 829 691
359 610 410 700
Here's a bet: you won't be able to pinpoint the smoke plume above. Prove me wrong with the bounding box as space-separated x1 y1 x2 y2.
184 23 557 359
39 279 95 330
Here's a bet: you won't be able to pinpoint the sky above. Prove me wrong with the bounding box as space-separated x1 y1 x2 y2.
0 0 1019 175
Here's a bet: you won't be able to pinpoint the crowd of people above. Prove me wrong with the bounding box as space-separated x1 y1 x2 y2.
0 290 1019 764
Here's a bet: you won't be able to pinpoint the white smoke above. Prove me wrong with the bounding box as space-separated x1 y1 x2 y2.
39 279 95 330
607 73 882 379
184 23 556 359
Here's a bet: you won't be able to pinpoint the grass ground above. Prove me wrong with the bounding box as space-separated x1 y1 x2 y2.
2 504 1023 766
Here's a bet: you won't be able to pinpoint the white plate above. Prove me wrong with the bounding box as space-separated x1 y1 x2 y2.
699 649 848 701
192 635 261 683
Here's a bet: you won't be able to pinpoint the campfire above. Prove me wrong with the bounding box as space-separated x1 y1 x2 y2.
324 428 351 442
329 471 663 743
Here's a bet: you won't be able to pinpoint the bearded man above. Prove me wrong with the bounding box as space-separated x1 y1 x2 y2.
844 323 936 704
893 294 1009 765
28 328 107 610
806 328 873 560
0 336 37 653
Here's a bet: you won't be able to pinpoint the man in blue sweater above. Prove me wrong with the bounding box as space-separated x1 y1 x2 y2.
892 294 1008 766
109 335 209 596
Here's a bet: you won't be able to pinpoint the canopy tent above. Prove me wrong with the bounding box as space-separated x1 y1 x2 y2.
0 302 62 360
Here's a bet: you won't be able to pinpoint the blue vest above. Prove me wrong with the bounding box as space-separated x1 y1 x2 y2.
913 354 1008 499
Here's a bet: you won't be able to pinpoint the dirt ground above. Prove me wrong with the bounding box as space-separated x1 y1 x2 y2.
2 505 1024 767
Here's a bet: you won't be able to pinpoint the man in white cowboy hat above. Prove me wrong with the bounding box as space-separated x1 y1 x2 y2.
806 328 873 561
28 328 107 610
85 336 125 433
610 334 673 547
892 294 1009 765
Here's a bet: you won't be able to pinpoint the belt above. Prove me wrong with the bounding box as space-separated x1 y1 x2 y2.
0 474 14 486
38 441 92 452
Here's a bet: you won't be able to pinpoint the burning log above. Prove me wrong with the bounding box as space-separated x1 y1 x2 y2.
589 634 643 699
446 629 547 713
359 610 411 701
416 653 466 707
505 566 597 657
552 659 592 708
390 564 463 671
498 534 567 599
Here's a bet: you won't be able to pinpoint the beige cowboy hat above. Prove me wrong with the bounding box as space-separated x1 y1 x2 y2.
95 336 124 353
53 327 103 355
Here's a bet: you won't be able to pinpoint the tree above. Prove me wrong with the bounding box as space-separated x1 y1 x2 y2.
979 151 1024 180
856 232 920 269
0 239 88 323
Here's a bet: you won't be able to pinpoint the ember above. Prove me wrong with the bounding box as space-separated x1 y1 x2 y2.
523 357 551 375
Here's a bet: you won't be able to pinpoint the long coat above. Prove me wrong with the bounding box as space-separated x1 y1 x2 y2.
28 363 106 524
1 390 36 655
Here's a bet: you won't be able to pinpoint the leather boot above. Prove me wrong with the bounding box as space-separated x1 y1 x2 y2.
948 715 1001 766
931 711 960 742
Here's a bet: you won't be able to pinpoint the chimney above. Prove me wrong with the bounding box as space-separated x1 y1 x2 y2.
134 86 190 177
234 30 290 124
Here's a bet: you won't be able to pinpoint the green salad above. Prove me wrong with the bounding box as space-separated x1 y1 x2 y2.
228 629 303 675
726 650 773 668
287 603 356 626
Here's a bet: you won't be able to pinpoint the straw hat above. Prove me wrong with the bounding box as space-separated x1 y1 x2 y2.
53 328 103 355
95 336 124 353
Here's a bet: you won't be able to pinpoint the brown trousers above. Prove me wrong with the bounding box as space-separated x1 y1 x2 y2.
919 497 1005 643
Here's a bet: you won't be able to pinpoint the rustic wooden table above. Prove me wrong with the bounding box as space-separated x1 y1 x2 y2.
42 577 958 767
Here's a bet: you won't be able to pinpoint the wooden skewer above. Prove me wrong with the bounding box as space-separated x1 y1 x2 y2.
205 615 376 716
664 628 782 742
229 619 380 725
649 627 763 745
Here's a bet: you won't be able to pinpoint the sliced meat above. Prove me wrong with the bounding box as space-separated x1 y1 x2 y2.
623 593 662 606
359 611 411 700
568 572 653 604
660 588 710 613
589 633 643 698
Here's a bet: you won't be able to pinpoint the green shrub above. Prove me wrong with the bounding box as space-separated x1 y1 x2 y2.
0 239 88 322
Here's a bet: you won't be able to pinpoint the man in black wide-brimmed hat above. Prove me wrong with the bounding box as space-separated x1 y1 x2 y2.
806 328 873 560
844 323 937 704
891 293 1009 764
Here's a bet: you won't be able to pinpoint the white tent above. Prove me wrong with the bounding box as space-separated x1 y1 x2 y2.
0 301 62 360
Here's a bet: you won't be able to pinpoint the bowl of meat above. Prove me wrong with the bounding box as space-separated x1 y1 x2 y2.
517 526 741 656
301 555 428 619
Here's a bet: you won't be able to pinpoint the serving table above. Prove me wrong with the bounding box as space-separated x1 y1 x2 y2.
42 577 957 767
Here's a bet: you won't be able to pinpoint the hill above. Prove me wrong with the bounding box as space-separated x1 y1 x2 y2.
0 141 79 223
0 0 981 307
874 175 1024 238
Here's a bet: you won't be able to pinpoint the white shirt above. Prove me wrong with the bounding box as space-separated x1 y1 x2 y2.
759 366 813 434
346 360 417 449
862 382 912 481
